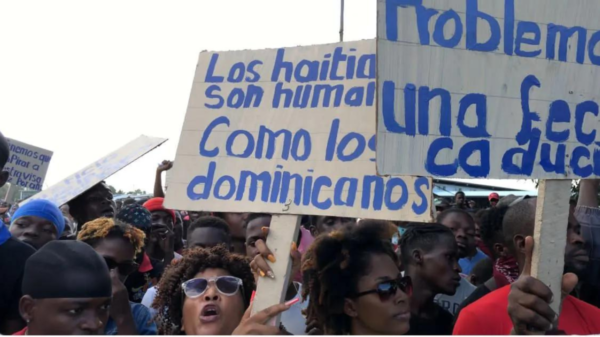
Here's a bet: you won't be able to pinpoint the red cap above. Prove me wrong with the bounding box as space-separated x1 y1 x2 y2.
143 197 176 223
489 192 500 201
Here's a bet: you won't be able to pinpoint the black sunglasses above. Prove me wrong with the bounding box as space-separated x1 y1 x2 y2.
104 256 139 276
353 275 412 301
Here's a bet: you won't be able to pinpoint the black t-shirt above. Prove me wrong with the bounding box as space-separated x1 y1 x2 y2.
0 237 35 333
124 256 165 303
454 284 491 323
407 304 454 335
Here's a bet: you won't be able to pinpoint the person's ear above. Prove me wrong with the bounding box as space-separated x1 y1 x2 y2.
514 235 526 255
411 249 424 265
493 243 506 258
468 274 477 285
343 298 358 318
309 225 318 238
0 171 8 188
19 295 35 323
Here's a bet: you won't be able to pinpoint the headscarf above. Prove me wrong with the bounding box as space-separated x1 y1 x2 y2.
116 203 152 232
493 255 520 287
11 199 65 237
22 240 112 299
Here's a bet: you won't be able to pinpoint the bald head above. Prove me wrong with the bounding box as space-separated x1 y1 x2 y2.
503 198 537 251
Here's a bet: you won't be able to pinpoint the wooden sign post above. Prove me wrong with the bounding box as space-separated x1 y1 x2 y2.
532 180 572 315
376 0 600 315
165 40 433 323
251 215 302 323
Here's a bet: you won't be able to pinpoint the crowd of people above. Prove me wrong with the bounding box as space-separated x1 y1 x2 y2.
1 128 600 335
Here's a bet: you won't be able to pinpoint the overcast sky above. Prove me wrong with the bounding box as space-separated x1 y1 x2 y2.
0 0 536 193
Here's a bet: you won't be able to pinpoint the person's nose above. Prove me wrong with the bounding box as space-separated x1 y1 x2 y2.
394 286 409 304
79 313 104 333
453 258 462 273
23 226 39 238
456 228 466 239
570 230 585 246
204 283 220 302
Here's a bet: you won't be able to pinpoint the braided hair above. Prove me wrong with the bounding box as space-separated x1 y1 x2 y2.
152 246 255 335
77 218 145 255
301 220 397 335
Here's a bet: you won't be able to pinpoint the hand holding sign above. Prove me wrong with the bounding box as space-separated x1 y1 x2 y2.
232 301 291 335
508 236 578 334
249 226 301 286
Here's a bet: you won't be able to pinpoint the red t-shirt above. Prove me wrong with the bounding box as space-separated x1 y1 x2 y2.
13 327 26 335
453 285 600 335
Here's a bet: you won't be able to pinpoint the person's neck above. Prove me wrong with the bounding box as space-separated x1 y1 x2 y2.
146 245 165 261
406 270 437 317
350 318 379 335
465 248 478 259
285 282 298 301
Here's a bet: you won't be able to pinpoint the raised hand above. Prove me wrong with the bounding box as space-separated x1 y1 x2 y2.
507 236 578 334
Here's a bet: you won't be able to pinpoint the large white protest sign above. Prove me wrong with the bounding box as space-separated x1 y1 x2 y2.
377 0 600 179
3 138 53 191
21 135 167 207
165 40 432 222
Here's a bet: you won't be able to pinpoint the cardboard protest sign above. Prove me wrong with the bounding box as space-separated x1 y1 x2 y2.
376 0 600 180
165 40 432 222
377 0 593 316
20 135 167 207
3 138 52 191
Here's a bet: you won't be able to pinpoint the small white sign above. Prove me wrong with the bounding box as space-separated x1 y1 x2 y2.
4 138 53 191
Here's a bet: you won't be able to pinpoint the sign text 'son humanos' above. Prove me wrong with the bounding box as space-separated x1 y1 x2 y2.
377 0 600 179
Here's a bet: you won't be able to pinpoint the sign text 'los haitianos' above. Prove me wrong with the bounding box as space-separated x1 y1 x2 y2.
377 0 600 179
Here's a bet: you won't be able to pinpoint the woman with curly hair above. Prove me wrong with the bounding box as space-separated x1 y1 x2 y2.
152 245 292 335
78 217 157 335
301 220 412 335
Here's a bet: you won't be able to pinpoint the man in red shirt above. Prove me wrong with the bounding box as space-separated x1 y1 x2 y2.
454 197 600 335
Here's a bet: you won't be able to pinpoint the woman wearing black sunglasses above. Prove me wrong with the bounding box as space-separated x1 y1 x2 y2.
302 220 411 335
78 217 157 335
152 245 292 335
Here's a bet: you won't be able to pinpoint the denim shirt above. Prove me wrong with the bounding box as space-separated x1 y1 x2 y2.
105 302 157 335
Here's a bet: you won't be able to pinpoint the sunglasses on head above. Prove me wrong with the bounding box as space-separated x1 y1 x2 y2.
103 256 139 276
353 275 412 301
182 276 243 298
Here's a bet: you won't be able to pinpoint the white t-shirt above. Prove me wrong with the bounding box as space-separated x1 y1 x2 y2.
434 276 476 316
141 286 158 318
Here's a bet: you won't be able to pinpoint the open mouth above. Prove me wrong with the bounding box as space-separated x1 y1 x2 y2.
199 304 220 323
102 208 115 218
